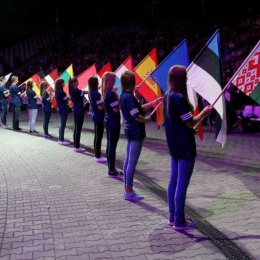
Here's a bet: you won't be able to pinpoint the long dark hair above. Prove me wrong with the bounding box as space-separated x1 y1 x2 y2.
68 77 78 95
165 65 193 117
54 78 65 91
120 70 135 92
88 76 99 92
101 72 116 100
40 81 48 98
26 80 34 95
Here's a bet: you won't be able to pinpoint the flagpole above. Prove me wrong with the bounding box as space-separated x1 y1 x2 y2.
202 40 260 111
46 85 55 92
149 99 163 118
114 72 152 93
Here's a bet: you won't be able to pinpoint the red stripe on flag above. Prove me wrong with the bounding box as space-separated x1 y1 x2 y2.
194 105 203 140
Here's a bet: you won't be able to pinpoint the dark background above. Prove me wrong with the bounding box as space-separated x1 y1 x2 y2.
0 0 256 48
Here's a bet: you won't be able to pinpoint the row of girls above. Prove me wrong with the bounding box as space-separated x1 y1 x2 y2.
45 72 161 182
1 67 214 230
45 67 213 231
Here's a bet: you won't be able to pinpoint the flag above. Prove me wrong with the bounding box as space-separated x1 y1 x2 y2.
187 29 227 147
97 61 112 86
20 70 45 97
4 72 12 83
227 40 260 105
151 39 190 93
44 68 59 91
150 40 203 140
114 56 134 95
59 64 74 107
96 62 112 94
77 64 97 90
77 63 97 101
44 68 59 110
98 62 112 77
31 70 45 85
60 64 74 96
134 48 164 129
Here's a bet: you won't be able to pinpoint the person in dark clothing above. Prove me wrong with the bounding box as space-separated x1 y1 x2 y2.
120 70 163 202
9 76 22 130
26 80 39 133
88 76 107 162
69 77 88 152
55 78 70 146
0 76 10 128
102 72 123 177
40 81 53 138
164 65 213 230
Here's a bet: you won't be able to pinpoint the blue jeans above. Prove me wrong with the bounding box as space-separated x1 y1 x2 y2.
58 113 68 141
167 156 196 226
1 103 9 124
123 140 143 188
28 109 38 131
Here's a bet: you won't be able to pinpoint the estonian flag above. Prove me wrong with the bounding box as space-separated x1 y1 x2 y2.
187 29 227 147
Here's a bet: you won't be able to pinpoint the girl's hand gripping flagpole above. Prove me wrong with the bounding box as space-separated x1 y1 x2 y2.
148 96 164 118
194 103 216 130
134 73 152 92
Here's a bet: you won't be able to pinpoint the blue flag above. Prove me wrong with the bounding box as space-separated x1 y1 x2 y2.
150 39 204 140
150 39 190 93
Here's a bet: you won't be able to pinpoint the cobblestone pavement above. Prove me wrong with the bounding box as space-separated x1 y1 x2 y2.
0 109 259 260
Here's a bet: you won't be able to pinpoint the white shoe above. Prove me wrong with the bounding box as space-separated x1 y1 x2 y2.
94 157 107 163
2 124 10 129
58 141 70 146
74 147 85 153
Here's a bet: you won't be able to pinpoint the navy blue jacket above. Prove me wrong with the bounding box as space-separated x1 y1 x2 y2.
103 90 120 128
55 89 69 115
0 84 9 105
89 90 104 123
69 88 85 116
120 91 145 141
163 90 196 159
10 84 22 107
27 89 38 109
42 92 52 113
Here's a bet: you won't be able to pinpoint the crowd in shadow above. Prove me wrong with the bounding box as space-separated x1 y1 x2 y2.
1 11 260 133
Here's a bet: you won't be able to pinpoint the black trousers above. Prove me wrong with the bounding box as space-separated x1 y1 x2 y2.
73 114 84 148
105 124 121 172
43 112 52 135
12 106 21 130
94 122 104 158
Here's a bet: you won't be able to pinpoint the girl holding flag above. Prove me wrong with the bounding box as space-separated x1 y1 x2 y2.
40 80 54 138
164 65 213 230
120 70 162 202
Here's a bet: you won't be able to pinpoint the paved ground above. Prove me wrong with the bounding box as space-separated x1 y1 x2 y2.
0 109 260 260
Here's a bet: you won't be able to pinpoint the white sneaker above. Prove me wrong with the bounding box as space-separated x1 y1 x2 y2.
74 147 85 153
58 141 70 146
2 124 10 129
94 157 107 163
